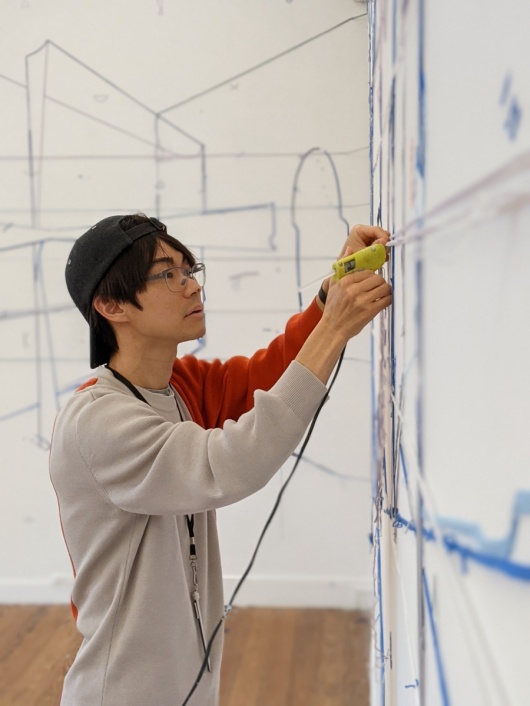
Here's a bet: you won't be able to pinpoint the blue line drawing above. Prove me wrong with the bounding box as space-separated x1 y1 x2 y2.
499 71 523 141
437 490 530 560
422 570 450 706
0 17 370 454
389 492 530 583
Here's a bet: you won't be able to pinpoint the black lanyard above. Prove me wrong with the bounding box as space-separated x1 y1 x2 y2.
106 365 210 669
186 514 196 558
107 366 149 404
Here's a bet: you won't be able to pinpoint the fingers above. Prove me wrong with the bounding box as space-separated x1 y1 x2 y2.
322 269 392 341
327 271 392 314
339 224 391 261
338 270 388 294
340 273 392 313
350 224 391 245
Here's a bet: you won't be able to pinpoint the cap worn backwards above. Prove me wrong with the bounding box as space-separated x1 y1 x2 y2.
65 214 167 368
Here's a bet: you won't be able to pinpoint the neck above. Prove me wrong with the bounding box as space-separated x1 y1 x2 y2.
108 347 177 390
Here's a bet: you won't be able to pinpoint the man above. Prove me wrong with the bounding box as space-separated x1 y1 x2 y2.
50 213 391 705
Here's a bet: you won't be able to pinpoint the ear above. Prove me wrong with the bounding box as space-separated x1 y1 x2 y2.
93 296 129 324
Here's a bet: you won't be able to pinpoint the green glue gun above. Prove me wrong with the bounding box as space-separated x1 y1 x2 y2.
331 243 387 281
299 242 390 292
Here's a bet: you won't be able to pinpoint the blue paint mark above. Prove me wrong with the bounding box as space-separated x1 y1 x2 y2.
443 537 530 580
499 72 522 140
504 97 522 141
437 490 530 559
405 679 419 689
423 570 451 706
390 500 530 582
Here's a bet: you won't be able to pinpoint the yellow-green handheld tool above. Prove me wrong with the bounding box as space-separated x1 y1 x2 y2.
331 243 387 281
299 242 392 292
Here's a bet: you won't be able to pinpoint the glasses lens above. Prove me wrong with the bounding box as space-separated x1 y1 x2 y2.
192 264 206 288
165 264 206 292
165 268 188 292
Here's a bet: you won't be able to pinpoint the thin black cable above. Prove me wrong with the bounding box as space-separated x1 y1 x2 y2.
180 348 346 706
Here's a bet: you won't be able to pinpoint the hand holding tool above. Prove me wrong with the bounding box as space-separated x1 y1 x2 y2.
300 242 393 292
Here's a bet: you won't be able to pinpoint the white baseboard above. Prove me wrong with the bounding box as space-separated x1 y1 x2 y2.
0 574 374 610
0 574 75 604
223 574 374 610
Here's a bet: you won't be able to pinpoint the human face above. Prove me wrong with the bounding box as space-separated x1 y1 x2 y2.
122 243 205 350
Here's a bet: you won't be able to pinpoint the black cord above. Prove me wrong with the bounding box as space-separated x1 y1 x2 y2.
180 348 347 706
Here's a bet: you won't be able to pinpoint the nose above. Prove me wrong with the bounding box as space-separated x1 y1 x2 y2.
185 275 202 295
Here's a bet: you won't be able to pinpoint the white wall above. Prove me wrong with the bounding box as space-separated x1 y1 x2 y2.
0 1 375 609
370 1 530 704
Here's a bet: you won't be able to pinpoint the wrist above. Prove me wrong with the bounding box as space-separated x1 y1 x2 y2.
296 319 348 384
316 278 331 309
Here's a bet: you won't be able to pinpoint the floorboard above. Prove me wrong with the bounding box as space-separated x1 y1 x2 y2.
0 605 370 705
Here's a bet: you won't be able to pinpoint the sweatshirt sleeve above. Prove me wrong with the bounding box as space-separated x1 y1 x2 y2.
72 361 327 515
172 299 323 428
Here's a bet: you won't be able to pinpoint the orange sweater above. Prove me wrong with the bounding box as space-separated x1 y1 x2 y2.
170 299 323 428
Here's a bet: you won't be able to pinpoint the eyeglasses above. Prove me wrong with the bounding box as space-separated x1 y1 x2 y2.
145 262 206 293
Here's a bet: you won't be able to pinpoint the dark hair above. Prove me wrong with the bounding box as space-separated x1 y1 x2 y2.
89 213 196 359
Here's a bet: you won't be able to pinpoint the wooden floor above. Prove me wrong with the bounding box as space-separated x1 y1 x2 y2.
0 605 370 706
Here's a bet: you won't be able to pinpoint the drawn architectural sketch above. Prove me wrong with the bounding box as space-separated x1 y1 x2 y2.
1 4 374 610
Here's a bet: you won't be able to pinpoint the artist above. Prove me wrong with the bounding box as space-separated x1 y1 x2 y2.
49 213 391 705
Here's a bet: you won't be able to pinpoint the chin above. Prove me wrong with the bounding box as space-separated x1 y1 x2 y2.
179 324 206 344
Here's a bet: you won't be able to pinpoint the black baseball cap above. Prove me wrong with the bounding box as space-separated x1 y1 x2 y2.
65 214 167 368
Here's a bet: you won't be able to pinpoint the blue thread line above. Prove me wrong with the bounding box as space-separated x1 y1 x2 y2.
390 509 530 582
370 320 379 501
399 444 408 486
422 570 450 706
